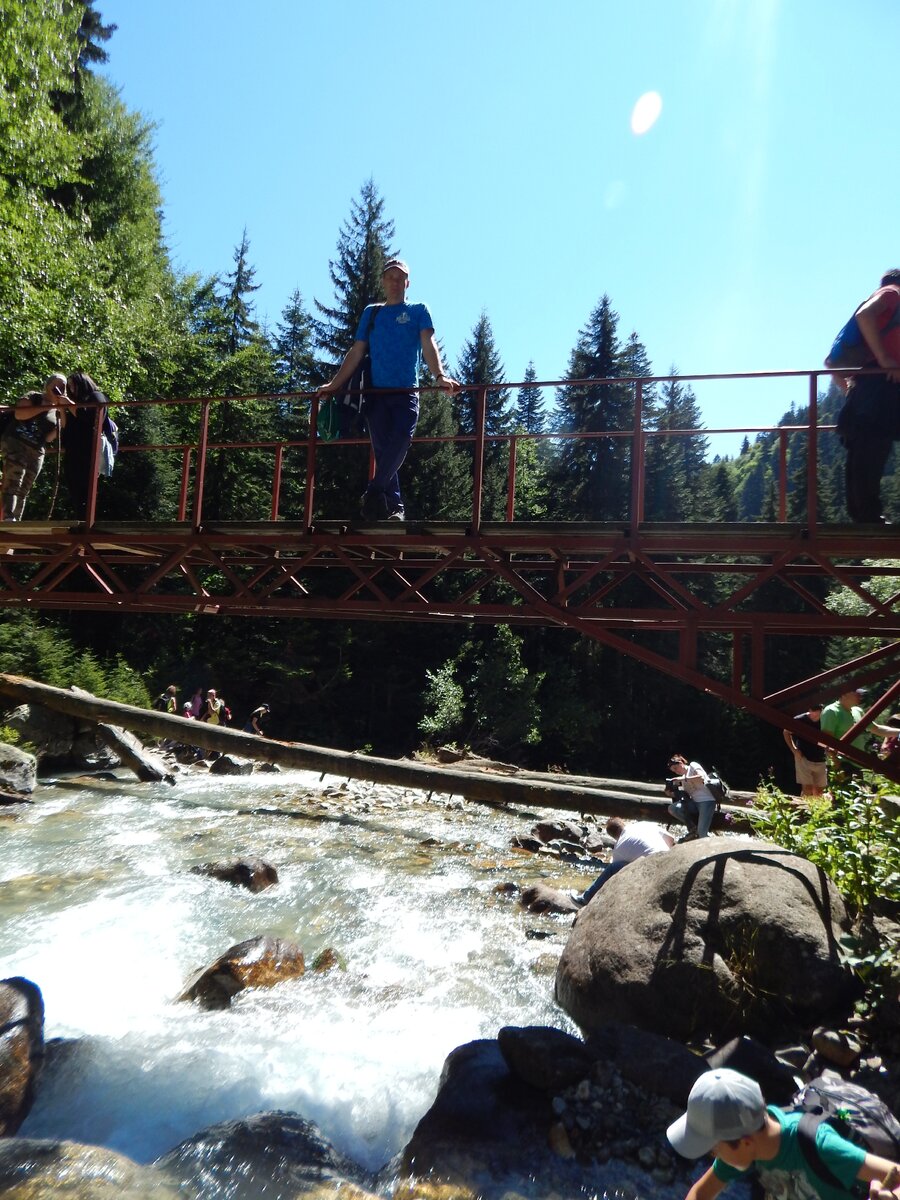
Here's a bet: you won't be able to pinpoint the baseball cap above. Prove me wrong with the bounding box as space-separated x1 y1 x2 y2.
666 1069 766 1159
382 258 409 276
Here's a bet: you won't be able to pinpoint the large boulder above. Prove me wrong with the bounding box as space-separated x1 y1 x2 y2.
1 703 117 771
497 1025 595 1093
0 976 44 1134
177 935 305 1009
555 838 853 1043
399 1039 551 1180
0 1138 181 1198
0 742 36 798
155 1110 378 1200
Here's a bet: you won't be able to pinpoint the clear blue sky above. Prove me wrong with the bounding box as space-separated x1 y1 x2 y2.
99 0 899 455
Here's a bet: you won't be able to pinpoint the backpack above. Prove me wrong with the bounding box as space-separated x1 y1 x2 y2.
319 305 383 442
788 1075 900 1192
706 767 729 808
99 412 118 477
826 286 900 369
152 693 169 712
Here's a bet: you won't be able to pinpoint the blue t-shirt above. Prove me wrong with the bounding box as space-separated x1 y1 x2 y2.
713 1108 866 1200
355 302 434 389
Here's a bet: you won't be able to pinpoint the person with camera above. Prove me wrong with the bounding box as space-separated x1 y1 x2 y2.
1 373 74 521
666 753 717 840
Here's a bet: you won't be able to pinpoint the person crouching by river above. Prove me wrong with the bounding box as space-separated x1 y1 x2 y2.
1 374 74 521
666 753 717 840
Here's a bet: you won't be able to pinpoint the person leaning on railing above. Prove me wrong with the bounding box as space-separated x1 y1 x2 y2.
0 373 74 521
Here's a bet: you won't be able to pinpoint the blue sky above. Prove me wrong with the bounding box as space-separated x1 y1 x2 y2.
99 0 899 455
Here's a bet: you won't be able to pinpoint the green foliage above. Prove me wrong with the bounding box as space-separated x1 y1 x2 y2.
0 611 150 704
748 778 900 913
419 662 465 740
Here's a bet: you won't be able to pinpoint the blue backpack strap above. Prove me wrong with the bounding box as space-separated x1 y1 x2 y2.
796 1113 858 1194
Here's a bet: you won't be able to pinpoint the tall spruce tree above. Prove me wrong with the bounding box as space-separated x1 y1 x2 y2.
313 178 395 368
515 362 545 433
550 295 633 521
644 372 709 520
455 312 513 519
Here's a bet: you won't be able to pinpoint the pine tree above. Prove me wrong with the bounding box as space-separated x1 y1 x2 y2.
274 289 317 394
455 312 513 519
550 295 633 520
313 178 395 368
224 228 261 356
515 362 545 433
644 372 709 520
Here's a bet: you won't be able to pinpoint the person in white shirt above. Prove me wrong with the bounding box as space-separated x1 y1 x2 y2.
576 817 673 905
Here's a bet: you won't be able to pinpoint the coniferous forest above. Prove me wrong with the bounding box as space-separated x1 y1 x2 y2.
2 2 896 792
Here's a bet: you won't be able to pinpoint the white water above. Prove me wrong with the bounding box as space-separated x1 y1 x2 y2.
0 769 587 1171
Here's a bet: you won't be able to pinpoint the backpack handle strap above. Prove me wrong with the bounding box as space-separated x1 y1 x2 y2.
796 1112 855 1193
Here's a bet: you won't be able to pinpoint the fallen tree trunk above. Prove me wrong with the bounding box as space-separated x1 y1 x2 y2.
71 685 175 785
0 673 752 828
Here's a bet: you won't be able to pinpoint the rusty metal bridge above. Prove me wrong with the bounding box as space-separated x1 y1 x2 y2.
3 368 900 776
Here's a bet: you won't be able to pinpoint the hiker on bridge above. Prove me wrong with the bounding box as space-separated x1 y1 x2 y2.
833 268 900 524
1 374 73 521
316 258 459 522
62 371 109 520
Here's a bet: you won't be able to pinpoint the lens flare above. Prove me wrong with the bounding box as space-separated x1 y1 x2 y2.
631 91 663 135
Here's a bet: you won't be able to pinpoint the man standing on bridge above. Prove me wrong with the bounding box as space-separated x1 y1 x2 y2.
317 258 459 522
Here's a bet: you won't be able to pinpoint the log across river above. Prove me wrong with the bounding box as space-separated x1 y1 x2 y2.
0 672 753 829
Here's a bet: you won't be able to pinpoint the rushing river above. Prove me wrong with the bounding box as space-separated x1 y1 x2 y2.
0 767 595 1177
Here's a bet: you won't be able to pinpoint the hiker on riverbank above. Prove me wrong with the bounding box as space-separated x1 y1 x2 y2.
666 754 717 839
668 1068 900 1200
575 817 673 906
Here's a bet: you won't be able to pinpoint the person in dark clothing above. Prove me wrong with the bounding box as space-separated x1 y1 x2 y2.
782 703 826 797
834 269 900 523
62 371 108 519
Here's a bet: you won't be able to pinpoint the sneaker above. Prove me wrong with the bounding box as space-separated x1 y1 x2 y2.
387 508 405 522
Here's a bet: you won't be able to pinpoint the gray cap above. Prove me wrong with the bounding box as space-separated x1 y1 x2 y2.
667 1069 766 1159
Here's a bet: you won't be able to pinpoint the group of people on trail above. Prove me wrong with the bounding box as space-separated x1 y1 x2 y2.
153 685 269 735
782 686 900 798
1 371 109 522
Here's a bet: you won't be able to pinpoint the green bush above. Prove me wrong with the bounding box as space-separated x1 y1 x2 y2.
748 778 900 914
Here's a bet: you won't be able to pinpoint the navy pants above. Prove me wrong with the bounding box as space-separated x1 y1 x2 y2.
364 390 419 515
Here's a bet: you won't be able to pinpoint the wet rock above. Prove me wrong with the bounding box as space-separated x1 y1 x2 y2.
312 948 342 973
532 820 586 845
257 761 281 773
0 1137 181 1198
156 1109 377 1200
0 976 44 1135
209 753 254 775
812 1027 862 1068
178 935 305 1009
493 881 518 895
510 835 543 853
498 1025 595 1092
0 741 36 797
399 1039 552 1179
519 882 579 915
586 1023 707 1106
191 858 279 892
556 838 852 1043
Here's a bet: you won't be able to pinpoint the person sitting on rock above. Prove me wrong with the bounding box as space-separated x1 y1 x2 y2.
666 753 717 839
575 817 674 906
668 1068 900 1200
